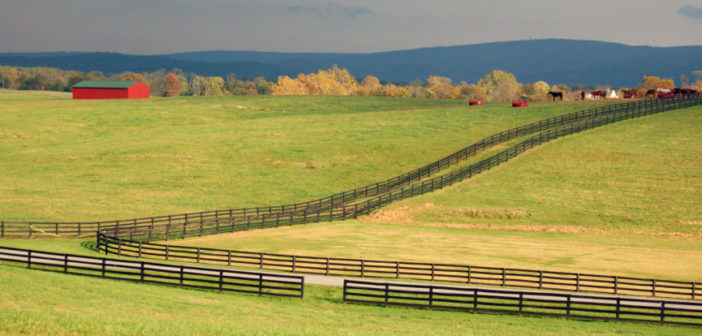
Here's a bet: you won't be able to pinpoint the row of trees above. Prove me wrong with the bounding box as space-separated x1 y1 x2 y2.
1 64 700 101
270 66 567 101
0 65 274 97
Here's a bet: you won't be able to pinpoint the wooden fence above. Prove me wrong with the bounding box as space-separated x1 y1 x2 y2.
2 94 700 239
343 280 702 326
88 93 702 243
0 246 304 298
98 234 700 301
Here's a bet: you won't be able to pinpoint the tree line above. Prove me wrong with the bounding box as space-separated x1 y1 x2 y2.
1 64 700 102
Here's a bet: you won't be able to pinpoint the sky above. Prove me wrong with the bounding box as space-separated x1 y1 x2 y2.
1 0 702 54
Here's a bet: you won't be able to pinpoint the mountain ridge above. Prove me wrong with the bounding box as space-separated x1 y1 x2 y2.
1 39 700 87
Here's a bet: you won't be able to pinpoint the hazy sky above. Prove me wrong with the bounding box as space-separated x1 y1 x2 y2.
2 0 702 54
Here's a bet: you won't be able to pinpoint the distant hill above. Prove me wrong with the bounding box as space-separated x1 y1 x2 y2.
1 39 700 87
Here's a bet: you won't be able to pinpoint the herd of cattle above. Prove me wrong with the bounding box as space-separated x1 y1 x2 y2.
546 88 698 101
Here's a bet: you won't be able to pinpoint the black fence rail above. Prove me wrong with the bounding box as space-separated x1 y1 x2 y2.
3 94 700 239
92 93 702 243
343 280 702 326
97 234 700 301
0 246 304 298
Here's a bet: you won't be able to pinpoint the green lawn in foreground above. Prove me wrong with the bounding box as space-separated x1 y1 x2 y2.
0 89 598 221
171 105 702 281
0 266 696 336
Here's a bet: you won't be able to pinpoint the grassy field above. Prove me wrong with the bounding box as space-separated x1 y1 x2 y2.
0 265 698 336
170 105 702 281
1 90 701 334
0 89 597 221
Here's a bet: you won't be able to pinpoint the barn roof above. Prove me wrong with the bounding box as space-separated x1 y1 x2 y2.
73 80 138 89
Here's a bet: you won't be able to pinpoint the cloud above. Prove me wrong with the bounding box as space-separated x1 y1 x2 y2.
678 4 702 19
287 2 374 19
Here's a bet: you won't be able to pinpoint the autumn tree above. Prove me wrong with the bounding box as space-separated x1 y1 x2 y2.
272 76 308 95
478 70 520 102
425 76 454 99
118 72 148 84
462 84 488 100
356 75 382 96
189 75 207 96
164 73 180 97
0 66 20 89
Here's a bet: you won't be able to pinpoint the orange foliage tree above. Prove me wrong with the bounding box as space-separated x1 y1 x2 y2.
164 73 180 97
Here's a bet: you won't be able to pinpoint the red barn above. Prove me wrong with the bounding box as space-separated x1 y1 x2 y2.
72 80 150 99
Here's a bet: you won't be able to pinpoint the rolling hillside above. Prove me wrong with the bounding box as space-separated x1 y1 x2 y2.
1 39 700 86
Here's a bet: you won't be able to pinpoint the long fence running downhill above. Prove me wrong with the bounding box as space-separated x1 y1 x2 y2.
2 94 700 240
2 94 702 325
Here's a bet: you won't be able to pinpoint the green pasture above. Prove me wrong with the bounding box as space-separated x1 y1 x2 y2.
0 266 697 336
0 89 596 221
169 104 702 281
1 89 701 334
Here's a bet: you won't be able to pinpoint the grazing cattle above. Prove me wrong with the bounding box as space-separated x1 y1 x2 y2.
645 89 658 98
548 91 563 101
590 90 606 99
673 88 698 98
622 90 637 99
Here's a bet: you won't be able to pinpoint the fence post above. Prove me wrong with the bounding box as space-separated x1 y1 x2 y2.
576 273 580 292
259 253 263 269
539 271 543 289
258 274 263 296
165 245 169 261
101 258 106 277
140 262 145 282
396 262 400 279
138 241 142 258
566 295 571 318
196 248 200 263
518 293 523 315
27 250 31 269
64 254 68 273
384 283 389 307
501 268 506 287
614 276 618 295
227 250 231 266
179 265 184 287
219 270 224 293
660 301 665 324
429 287 434 309
693 282 697 300
467 266 472 284
325 258 330 276
473 289 478 313
615 297 621 320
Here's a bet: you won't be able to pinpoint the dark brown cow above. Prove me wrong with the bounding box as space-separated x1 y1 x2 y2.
591 90 606 99
548 91 563 101
622 90 638 99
